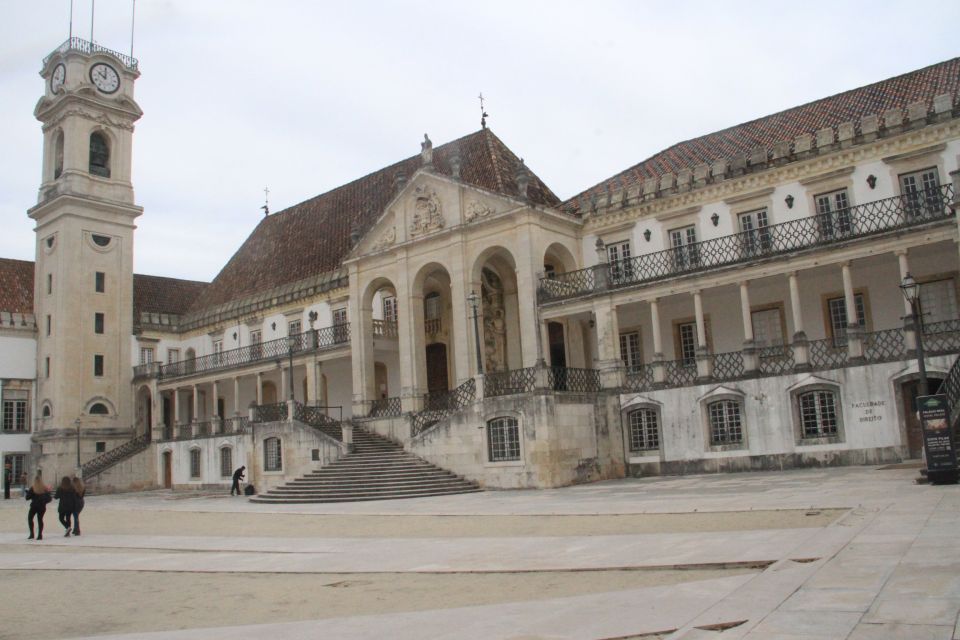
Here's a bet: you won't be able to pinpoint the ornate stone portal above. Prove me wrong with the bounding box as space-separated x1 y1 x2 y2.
481 267 507 372
408 186 444 237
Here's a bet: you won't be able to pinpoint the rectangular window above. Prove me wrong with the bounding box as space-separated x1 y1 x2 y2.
678 322 697 366
487 417 520 462
45 315 51 336
220 448 233 478
919 278 958 327
95 271 105 293
606 240 633 283
46 274 52 295
669 225 699 270
95 441 106 453
167 348 180 364
708 400 743 445
383 296 398 323
189 448 201 479
212 339 223 353
799 390 839 438
3 454 26 485
264 437 283 471
94 312 104 334
827 294 866 345
249 329 262 359
139 347 154 365
2 392 28 432
899 167 941 218
249 330 262 344
45 357 50 378
333 308 348 343
287 320 301 337
628 408 659 451
94 354 104 377
751 308 785 347
814 188 851 237
738 208 770 255
619 331 643 373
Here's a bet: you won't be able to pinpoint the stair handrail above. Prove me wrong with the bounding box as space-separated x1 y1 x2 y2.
81 433 151 480
411 378 476 437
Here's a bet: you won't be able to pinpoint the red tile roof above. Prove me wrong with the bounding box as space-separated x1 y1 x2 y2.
565 57 960 209
189 128 560 312
0 258 34 314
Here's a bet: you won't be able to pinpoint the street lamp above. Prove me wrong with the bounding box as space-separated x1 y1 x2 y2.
74 417 81 472
286 334 297 401
900 273 928 397
467 291 483 375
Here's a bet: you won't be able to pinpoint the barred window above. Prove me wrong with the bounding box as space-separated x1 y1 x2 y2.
799 390 839 438
220 447 232 478
487 416 520 462
264 437 282 471
628 408 659 451
708 400 743 445
189 448 201 479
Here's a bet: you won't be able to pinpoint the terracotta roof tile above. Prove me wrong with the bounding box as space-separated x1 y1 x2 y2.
190 128 560 312
565 57 960 209
0 258 34 314
133 274 207 319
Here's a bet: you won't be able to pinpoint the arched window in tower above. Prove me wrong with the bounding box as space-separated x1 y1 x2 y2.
89 132 110 178
54 131 64 179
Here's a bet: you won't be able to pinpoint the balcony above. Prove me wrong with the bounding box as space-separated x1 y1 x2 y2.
539 185 956 304
159 416 250 441
44 37 139 71
151 324 351 382
373 319 398 338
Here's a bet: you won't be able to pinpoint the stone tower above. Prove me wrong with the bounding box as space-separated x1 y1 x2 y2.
28 39 143 475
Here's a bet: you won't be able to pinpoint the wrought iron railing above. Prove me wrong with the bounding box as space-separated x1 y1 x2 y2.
808 338 849 369
81 433 151 480
712 351 745 380
368 397 402 418
663 359 698 387
484 367 538 397
623 364 654 391
862 328 906 363
292 402 342 441
373 319 398 338
177 424 194 439
757 345 795 376
547 367 602 393
162 424 174 440
923 319 960 355
158 325 350 380
540 184 955 303
252 403 287 423
217 417 249 435
411 379 476 436
44 37 139 70
943 355 960 430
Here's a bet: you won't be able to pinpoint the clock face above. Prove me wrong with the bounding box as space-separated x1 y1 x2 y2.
51 64 66 93
89 63 120 94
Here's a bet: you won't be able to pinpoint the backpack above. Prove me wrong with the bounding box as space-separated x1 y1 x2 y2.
243 484 255 496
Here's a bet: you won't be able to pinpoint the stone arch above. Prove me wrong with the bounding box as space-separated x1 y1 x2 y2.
53 128 64 179
470 247 522 372
88 128 112 178
543 241 579 277
412 262 455 392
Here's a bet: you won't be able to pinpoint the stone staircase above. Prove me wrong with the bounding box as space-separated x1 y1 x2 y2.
250 427 481 503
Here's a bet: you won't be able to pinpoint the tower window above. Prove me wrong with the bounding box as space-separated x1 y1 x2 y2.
94 355 104 377
45 315 51 336
45 357 50 378
54 131 64 179
46 274 52 294
89 403 109 415
89 132 110 178
91 234 111 247
94 313 104 334
95 272 105 292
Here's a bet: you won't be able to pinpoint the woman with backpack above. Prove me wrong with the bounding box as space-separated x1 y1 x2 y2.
54 476 76 537
71 476 85 536
25 475 51 540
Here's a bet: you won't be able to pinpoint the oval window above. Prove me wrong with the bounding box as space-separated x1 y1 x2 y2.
92 234 111 247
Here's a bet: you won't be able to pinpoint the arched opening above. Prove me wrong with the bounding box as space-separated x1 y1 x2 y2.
261 381 278 404
162 451 172 488
361 277 401 407
136 386 153 441
89 402 110 415
374 362 388 399
543 242 578 277
89 131 110 178
53 130 64 179
41 403 52 418
472 248 521 373
413 263 456 392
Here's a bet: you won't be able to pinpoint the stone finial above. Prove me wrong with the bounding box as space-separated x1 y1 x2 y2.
907 101 928 124
711 159 728 179
748 146 767 165
676 168 692 191
595 237 607 262
515 159 530 200
626 186 640 203
860 114 879 136
883 107 904 129
659 173 676 192
449 148 462 179
394 170 407 191
837 122 855 142
933 93 953 115
613 188 626 207
350 222 362 246
794 134 812 153
771 141 790 160
642 177 659 197
730 153 747 173
693 163 710 186
815 127 834 148
421 133 433 166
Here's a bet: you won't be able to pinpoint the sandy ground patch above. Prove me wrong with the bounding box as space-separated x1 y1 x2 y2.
0 567 757 640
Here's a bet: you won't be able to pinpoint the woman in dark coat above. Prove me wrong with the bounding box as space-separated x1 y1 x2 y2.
54 476 76 537
25 475 51 540
71 476 85 536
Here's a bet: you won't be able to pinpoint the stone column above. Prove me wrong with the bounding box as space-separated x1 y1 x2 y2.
739 281 758 374
693 290 713 380
172 388 179 427
952 170 960 265
593 239 610 290
232 377 240 416
896 250 917 353
280 367 288 403
593 299 624 389
304 360 317 404
650 298 666 385
255 372 263 405
349 287 376 417
450 263 471 385
396 259 424 413
516 228 543 368
212 379 222 433
841 262 865 361
788 272 810 371
191 385 199 437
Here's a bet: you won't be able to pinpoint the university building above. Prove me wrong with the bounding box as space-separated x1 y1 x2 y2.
2 38 959 497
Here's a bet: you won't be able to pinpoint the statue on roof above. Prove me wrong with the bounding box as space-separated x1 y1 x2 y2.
421 133 433 166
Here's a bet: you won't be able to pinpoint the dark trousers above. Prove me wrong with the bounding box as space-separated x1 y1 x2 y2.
28 506 45 538
3 483 9 499
72 510 81 534
231 479 241 495
58 511 72 531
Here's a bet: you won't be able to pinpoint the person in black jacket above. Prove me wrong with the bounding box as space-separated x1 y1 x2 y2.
231 466 245 496
25 475 52 540
71 476 85 536
54 476 76 537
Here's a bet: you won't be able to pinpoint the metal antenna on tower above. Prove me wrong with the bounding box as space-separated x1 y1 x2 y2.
69 0 74 40
130 0 137 58
90 0 95 43
479 92 489 129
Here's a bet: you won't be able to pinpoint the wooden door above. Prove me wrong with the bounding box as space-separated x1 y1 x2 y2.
163 452 172 489
426 343 449 394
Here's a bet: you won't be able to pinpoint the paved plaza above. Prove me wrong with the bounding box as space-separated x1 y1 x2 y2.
1 465 958 639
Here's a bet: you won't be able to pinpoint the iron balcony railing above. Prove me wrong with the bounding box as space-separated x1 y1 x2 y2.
411 379 476 436
156 325 351 381
44 37 139 70
943 355 960 431
546 367 602 393
540 184 956 303
367 397 402 419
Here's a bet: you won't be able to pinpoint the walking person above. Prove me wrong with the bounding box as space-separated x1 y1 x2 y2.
3 463 11 500
230 466 245 496
25 474 51 540
54 476 76 537
71 476 85 536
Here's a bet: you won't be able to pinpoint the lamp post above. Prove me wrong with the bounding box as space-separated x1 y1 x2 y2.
286 335 296 401
467 290 483 375
900 273 928 397
74 417 81 472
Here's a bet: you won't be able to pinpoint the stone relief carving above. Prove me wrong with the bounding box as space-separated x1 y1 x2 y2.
371 226 396 251
408 186 444 237
481 267 507 373
464 199 495 223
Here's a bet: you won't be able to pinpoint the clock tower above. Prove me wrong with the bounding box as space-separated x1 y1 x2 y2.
29 39 143 475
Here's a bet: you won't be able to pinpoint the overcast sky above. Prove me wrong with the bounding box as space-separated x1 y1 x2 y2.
2 1 958 282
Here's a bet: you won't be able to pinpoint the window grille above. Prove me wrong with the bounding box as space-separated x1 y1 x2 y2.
919 279 958 325
708 399 743 445
264 437 282 471
384 296 399 323
751 308 784 347
139 347 154 365
799 390 839 438
619 331 642 372
487 416 520 462
220 447 232 478
189 448 201 479
628 408 659 451
678 322 697 367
